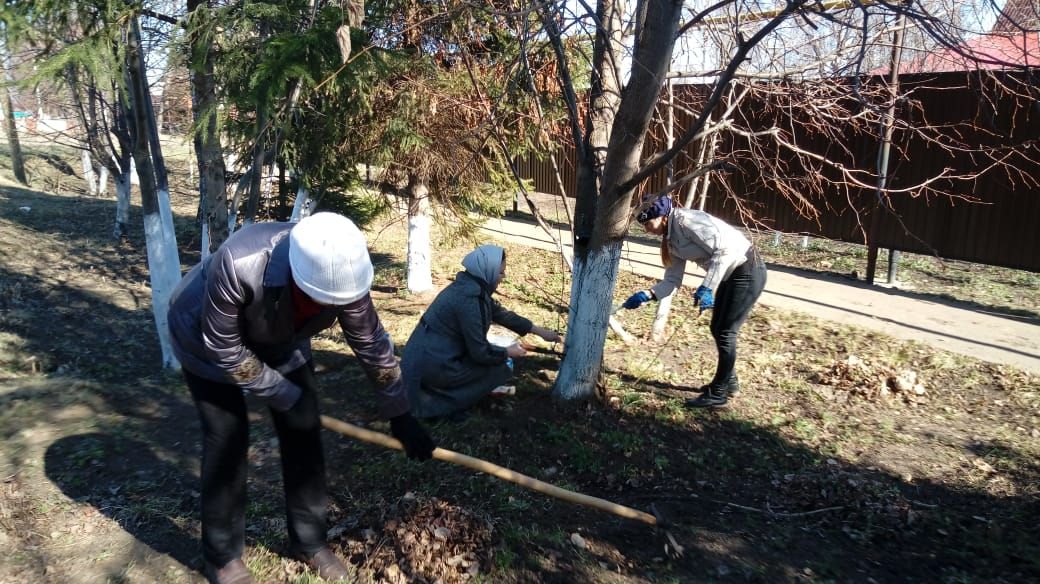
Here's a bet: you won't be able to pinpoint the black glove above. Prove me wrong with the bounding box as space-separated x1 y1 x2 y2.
389 413 435 461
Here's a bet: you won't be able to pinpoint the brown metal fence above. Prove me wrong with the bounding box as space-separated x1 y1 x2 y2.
515 71 1040 272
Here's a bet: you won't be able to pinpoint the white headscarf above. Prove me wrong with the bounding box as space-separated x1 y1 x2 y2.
461 245 504 289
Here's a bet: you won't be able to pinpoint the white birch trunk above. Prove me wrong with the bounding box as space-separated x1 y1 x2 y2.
143 208 181 369
554 242 622 401
406 183 432 293
113 171 132 239
290 184 311 222
81 150 98 196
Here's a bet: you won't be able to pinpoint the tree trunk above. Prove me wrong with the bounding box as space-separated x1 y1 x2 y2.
113 169 131 239
97 165 109 196
243 110 266 225
290 182 311 221
188 0 228 254
554 0 626 402
1 39 27 185
554 241 623 400
406 174 433 293
110 104 134 238
650 291 674 342
554 0 683 401
278 160 288 219
227 169 250 232
81 150 98 195
125 17 181 369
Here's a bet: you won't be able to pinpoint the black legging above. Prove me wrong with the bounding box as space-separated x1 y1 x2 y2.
708 249 767 388
185 364 328 566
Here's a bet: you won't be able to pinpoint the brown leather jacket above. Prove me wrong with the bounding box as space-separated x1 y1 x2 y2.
167 222 407 417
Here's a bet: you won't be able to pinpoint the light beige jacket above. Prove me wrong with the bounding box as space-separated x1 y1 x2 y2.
649 208 751 299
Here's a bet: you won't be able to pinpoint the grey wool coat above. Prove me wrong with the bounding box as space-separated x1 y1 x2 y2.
401 271 533 418
167 222 408 418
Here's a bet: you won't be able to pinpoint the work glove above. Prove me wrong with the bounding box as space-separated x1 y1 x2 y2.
389 413 435 461
622 290 653 310
693 285 714 312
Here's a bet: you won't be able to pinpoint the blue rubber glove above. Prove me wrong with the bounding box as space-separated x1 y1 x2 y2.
622 290 652 310
693 285 714 312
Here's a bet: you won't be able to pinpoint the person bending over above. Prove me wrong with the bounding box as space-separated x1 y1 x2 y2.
168 212 435 584
622 196 767 408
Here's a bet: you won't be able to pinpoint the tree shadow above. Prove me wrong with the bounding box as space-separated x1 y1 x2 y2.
635 409 1040 582
43 432 201 577
311 355 1040 582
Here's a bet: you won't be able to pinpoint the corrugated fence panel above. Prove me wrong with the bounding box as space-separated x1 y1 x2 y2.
514 71 1040 272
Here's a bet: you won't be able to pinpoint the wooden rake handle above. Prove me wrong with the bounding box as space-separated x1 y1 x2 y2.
320 415 658 526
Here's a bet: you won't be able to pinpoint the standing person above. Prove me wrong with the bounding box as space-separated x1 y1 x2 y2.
401 244 562 420
168 212 435 584
621 196 767 408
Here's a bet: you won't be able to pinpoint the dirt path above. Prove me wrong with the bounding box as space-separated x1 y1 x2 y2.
481 215 1040 374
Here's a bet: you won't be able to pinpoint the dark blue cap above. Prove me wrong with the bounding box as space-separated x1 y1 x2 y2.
637 196 673 223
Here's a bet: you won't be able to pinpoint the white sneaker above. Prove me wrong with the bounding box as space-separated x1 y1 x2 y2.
490 385 516 397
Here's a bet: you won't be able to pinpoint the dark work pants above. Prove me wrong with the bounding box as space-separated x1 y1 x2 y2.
185 364 328 566
708 249 767 388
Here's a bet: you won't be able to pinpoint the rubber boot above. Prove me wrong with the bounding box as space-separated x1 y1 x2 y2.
686 385 729 408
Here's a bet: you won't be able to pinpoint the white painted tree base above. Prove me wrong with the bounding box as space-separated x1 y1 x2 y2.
554 241 622 401
407 209 432 293
651 292 675 342
113 173 131 239
144 203 182 369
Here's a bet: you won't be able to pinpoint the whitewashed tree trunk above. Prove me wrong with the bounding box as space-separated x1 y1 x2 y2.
406 177 432 293
113 171 131 239
200 222 210 261
551 0 683 401
81 150 98 196
227 171 250 233
556 241 622 401
143 208 182 369
650 291 674 342
125 15 181 369
97 165 109 196
290 183 311 222
263 162 276 202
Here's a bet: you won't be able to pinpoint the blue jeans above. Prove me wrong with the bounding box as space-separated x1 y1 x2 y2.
708 249 767 388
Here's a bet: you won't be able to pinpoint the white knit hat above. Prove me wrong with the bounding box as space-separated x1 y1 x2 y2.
289 213 373 305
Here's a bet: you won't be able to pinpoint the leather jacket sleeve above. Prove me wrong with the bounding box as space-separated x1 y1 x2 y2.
201 246 301 410
337 294 410 418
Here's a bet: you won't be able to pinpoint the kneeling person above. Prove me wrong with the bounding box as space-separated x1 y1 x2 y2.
401 245 561 419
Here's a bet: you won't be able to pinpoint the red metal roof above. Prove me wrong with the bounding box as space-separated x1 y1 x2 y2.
895 32 1039 73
